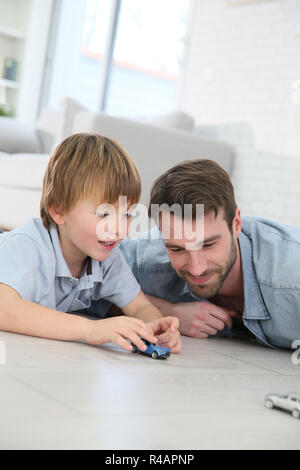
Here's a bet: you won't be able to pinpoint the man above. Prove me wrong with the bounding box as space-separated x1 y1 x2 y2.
119 159 300 349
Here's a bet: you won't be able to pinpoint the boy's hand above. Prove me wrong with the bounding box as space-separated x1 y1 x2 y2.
84 316 157 352
147 316 182 354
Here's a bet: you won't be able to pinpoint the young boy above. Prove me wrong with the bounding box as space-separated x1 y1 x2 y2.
0 133 181 354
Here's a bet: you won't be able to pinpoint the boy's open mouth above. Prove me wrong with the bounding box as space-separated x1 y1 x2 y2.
98 240 118 250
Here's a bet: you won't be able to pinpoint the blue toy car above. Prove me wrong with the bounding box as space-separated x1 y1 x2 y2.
131 339 170 359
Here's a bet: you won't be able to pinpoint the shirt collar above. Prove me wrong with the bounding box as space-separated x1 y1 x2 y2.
239 231 270 320
49 225 103 284
178 281 191 296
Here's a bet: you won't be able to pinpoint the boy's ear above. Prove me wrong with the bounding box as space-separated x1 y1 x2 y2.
49 205 66 225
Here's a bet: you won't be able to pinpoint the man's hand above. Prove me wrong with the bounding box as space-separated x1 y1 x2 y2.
147 316 182 353
173 301 235 338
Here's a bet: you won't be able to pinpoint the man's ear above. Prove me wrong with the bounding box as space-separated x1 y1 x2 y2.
232 208 242 238
49 205 66 226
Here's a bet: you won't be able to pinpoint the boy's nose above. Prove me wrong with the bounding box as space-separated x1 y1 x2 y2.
111 219 129 240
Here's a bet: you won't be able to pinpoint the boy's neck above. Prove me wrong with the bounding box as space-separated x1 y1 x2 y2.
57 226 88 278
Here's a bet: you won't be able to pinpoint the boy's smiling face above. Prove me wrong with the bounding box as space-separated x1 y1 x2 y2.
51 198 133 276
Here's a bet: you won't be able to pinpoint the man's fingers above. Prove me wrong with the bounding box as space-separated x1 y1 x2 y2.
192 322 218 336
203 316 226 332
196 305 233 330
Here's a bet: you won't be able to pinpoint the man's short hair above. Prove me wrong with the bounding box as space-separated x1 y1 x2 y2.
149 159 237 229
40 133 141 229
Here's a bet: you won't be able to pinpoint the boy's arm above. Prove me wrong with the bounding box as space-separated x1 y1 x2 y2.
122 291 163 323
0 284 157 351
0 283 90 341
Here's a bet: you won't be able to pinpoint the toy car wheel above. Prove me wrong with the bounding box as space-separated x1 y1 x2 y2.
292 409 300 419
151 351 158 359
265 399 274 409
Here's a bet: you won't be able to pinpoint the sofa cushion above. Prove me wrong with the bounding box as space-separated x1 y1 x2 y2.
0 186 42 228
0 154 50 190
0 117 42 154
142 111 195 132
72 110 235 206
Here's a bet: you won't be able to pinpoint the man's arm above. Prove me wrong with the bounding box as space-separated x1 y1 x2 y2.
146 295 234 338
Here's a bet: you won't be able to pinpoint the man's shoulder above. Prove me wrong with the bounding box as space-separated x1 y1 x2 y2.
242 216 300 242
241 216 300 287
120 227 172 271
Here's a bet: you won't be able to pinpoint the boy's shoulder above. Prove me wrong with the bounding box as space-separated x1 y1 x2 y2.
1 218 51 246
0 218 55 261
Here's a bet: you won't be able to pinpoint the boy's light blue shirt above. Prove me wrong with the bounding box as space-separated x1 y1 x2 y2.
0 218 140 316
119 216 300 349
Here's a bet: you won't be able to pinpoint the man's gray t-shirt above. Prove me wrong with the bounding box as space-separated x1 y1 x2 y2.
0 218 141 316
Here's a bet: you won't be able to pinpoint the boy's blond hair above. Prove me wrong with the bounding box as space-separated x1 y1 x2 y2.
40 133 141 229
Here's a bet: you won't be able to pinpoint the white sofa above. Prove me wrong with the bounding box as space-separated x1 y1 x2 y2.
0 99 234 229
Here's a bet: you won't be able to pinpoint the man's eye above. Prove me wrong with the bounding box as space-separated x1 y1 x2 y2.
203 243 215 248
169 248 183 253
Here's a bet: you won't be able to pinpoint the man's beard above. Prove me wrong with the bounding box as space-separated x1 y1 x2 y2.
179 236 237 299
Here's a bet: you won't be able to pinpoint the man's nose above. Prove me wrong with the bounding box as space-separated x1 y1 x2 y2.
186 253 208 277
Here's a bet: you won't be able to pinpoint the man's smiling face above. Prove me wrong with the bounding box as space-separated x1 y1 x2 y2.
161 209 240 299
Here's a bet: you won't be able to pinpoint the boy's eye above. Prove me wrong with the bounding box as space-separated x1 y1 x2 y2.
97 213 109 218
97 212 132 219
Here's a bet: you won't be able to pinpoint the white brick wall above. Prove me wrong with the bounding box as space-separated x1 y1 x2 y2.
180 0 300 158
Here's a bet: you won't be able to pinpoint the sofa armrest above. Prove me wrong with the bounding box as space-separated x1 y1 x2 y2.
0 117 41 154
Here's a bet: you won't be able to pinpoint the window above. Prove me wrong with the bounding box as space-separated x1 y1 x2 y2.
47 0 113 111
105 0 190 117
45 0 190 117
